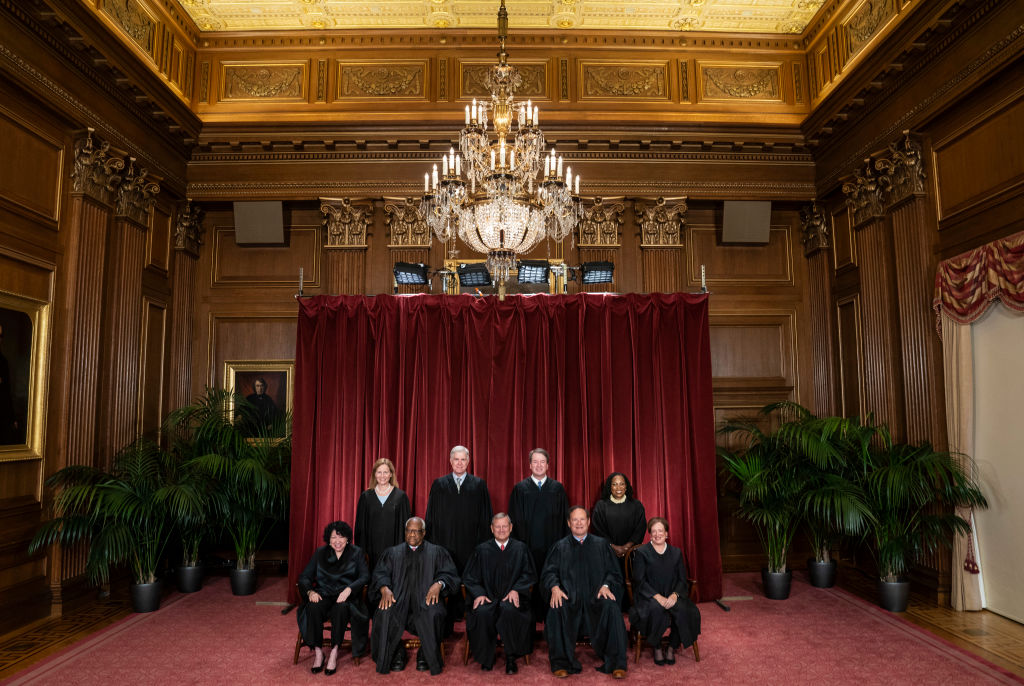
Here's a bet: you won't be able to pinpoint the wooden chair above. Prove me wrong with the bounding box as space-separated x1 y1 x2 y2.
292 582 365 666
460 585 532 666
624 549 701 664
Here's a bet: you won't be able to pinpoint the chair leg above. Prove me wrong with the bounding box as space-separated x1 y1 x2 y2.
692 639 700 662
634 634 644 664
293 631 303 665
463 637 470 665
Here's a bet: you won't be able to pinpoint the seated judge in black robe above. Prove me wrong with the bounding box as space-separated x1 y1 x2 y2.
508 448 569 618
592 472 647 608
297 521 370 675
370 517 460 676
354 458 411 575
462 513 537 673
542 506 629 678
425 445 493 626
629 517 701 665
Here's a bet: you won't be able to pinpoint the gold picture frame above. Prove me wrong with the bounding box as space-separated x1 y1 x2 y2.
0 291 51 462
223 359 294 439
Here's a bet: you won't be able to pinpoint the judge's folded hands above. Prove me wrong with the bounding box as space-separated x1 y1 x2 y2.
308 586 351 605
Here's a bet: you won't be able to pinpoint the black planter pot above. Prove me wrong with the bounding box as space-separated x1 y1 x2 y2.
230 568 258 596
761 568 792 600
175 564 204 593
130 580 162 613
877 579 910 612
808 559 837 588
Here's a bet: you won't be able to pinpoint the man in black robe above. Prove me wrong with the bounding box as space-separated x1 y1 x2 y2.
370 516 460 676
463 512 536 674
507 447 569 619
425 445 493 629
542 506 628 679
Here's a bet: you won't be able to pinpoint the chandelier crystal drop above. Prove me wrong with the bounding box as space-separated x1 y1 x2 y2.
420 0 581 297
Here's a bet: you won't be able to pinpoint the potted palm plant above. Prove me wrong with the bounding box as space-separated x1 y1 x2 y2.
719 408 806 599
29 438 202 612
166 388 290 596
858 435 987 611
774 404 877 588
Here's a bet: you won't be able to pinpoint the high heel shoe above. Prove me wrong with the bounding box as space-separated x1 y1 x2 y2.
652 647 665 666
324 649 339 675
664 646 676 665
310 655 324 674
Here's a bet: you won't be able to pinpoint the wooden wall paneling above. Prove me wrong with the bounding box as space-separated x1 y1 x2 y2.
831 204 856 271
0 105 64 226
853 216 905 437
709 311 797 387
137 297 166 437
211 226 320 286
166 202 202 414
640 247 683 293
97 213 148 468
835 294 864 418
0 495 48 635
208 314 298 390
689 226 795 286
146 202 172 273
801 203 839 416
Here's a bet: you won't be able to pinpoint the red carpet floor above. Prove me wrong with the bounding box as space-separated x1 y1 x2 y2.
3 573 1021 685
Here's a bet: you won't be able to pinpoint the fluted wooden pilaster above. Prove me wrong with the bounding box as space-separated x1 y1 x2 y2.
326 250 367 294
168 251 198 411
806 251 838 416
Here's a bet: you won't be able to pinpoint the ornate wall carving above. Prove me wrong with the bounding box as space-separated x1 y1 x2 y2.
321 197 371 248
635 197 687 247
198 61 210 103
102 0 154 55
846 0 897 56
316 59 327 102
581 63 668 99
384 198 431 247
875 131 926 206
462 62 546 98
702 66 781 100
70 129 125 205
174 200 204 256
338 62 426 98
114 159 160 225
800 202 831 256
841 159 885 227
222 64 305 100
578 198 624 247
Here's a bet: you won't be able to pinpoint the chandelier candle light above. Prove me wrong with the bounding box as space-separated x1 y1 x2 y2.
421 0 581 299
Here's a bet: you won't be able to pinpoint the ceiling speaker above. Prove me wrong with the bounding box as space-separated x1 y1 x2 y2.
722 201 772 244
233 201 284 245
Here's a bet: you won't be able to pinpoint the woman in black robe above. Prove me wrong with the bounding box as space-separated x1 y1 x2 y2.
592 472 646 608
629 517 701 666
297 520 370 674
354 458 412 574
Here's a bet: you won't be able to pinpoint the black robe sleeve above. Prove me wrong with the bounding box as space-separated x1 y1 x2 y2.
297 547 322 596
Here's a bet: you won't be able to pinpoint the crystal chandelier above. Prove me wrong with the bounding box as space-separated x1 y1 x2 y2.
421 0 581 298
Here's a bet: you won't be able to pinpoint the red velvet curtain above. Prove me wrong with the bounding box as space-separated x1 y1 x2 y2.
933 230 1024 326
288 293 722 602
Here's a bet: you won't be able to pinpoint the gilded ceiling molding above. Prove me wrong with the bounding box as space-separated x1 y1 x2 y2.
874 131 927 206
320 197 371 249
174 200 204 257
635 197 687 247
841 158 885 227
71 129 126 205
383 198 431 248
578 198 624 247
115 158 161 226
800 202 831 256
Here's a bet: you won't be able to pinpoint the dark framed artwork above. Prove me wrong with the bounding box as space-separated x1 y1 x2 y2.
223 360 293 439
0 292 51 461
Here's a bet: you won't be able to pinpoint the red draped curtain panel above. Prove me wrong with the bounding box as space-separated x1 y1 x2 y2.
933 230 1024 326
288 293 722 603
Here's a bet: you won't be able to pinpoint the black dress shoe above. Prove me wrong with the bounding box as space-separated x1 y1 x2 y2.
481 663 493 671
505 658 518 674
390 651 407 672
416 654 429 671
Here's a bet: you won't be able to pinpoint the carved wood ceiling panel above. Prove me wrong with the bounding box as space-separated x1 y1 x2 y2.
177 0 826 34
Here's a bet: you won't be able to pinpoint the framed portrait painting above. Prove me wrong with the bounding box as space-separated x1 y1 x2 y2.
0 291 51 461
223 360 293 439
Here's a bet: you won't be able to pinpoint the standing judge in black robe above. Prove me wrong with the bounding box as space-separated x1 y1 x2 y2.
370 517 460 676
463 513 536 674
542 506 629 679
507 448 569 619
629 517 701 666
354 458 411 576
592 473 647 609
425 445 493 627
297 521 370 675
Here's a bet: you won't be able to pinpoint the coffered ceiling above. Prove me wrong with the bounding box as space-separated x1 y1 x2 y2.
177 0 826 34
